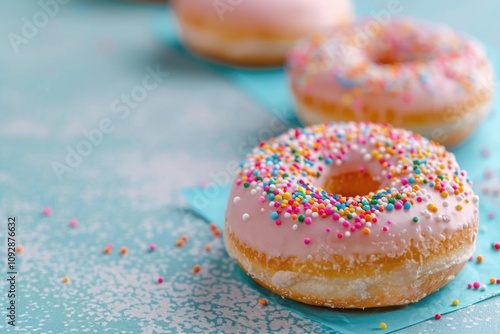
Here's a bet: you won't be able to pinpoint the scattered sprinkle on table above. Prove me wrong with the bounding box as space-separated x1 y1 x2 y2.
43 207 52 216
380 322 387 330
62 276 69 283
476 255 483 263
120 247 128 255
204 245 211 252
435 314 441 320
157 277 163 284
258 298 267 306
16 245 23 253
193 265 200 273
452 299 459 306
149 243 157 251
69 218 78 228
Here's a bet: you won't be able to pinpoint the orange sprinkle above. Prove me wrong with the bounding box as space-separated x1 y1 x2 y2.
213 229 221 237
210 223 217 231
176 240 185 247
120 247 128 255
362 227 371 235
16 245 23 253
181 235 188 242
193 265 201 273
490 277 496 284
477 255 483 263
258 298 268 306
204 245 211 252
103 246 112 254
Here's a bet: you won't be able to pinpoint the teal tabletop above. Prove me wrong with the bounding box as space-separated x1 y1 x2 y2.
1 1 499 333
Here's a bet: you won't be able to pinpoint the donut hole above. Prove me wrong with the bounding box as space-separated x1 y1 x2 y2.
371 51 426 66
323 171 381 197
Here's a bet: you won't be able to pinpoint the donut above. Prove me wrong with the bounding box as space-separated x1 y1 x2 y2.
224 122 479 308
171 0 353 66
287 18 494 147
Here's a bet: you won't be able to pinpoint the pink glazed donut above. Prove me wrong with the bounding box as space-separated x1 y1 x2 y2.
287 18 494 147
171 0 353 66
224 122 479 308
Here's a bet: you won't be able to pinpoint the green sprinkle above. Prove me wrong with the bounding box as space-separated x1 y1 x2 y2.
413 217 419 223
298 215 305 223
244 182 250 188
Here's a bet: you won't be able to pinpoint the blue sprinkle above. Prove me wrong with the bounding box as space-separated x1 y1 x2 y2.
268 194 275 201
363 205 370 211
386 204 394 211
404 202 412 210
335 73 359 89
408 177 415 184
325 158 333 165
270 212 279 220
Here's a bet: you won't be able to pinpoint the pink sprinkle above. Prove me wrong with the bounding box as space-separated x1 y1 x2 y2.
304 217 312 225
359 168 365 173
43 207 52 216
473 281 481 289
275 220 282 226
497 279 500 284
467 283 473 289
352 99 363 111
325 228 331 232
149 243 157 251
337 233 343 239
382 226 388 232
403 93 413 104
387 220 392 224
200 182 208 188
304 237 311 245
394 202 403 210
342 221 349 228
236 179 242 186
387 173 392 179
260 208 265 213
488 212 495 219
69 218 78 228
416 196 423 202
258 196 265 203
332 213 340 221
157 277 163 284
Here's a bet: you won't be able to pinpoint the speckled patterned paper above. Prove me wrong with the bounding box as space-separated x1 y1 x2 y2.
1 1 500 333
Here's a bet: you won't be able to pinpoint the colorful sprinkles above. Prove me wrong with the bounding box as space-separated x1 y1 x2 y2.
231 122 477 247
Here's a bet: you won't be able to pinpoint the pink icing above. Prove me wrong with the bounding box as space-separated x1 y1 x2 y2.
172 0 353 35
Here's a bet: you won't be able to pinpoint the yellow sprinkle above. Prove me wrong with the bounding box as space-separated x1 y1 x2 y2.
490 278 496 284
452 299 459 306
380 322 387 330
62 276 69 283
456 205 463 211
441 191 449 198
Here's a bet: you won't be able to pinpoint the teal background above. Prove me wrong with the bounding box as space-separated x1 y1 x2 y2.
1 0 499 333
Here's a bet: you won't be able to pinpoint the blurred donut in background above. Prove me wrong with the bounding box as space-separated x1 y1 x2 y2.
171 0 353 67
